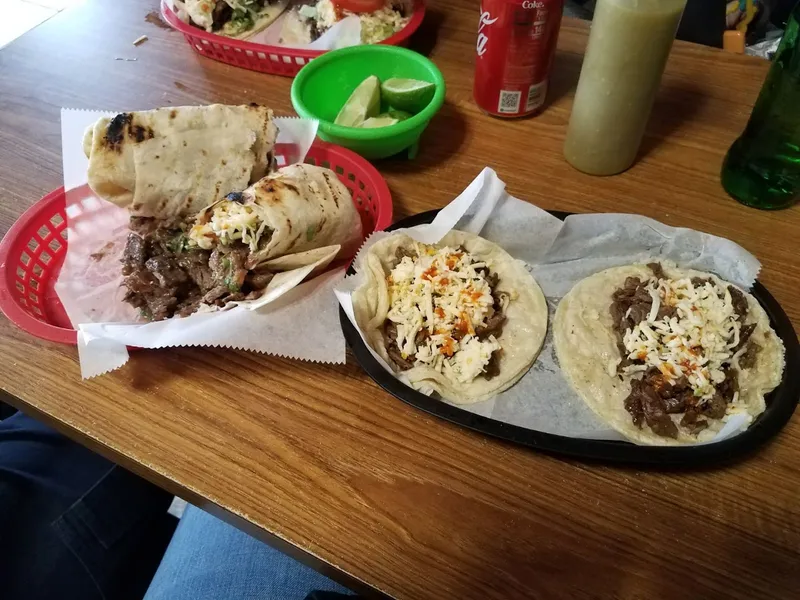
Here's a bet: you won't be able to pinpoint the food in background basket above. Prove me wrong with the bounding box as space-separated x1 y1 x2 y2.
352 231 548 404
83 106 363 321
554 262 786 445
176 0 290 38
279 0 412 45
334 75 432 128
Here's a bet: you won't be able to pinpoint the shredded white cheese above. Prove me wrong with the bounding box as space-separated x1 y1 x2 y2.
387 243 501 383
622 277 742 401
188 201 265 251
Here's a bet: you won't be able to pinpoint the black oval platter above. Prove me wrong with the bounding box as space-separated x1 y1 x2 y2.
340 209 800 466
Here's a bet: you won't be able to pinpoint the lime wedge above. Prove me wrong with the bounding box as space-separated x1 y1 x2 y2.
335 75 381 127
380 78 436 113
387 109 412 121
361 115 400 128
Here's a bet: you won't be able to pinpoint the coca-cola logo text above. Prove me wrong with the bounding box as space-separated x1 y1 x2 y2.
522 1 545 7
476 11 497 57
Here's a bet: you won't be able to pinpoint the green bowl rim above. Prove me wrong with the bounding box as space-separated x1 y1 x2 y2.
291 45 446 141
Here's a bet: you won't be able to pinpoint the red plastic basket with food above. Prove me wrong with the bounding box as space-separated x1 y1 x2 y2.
0 141 392 345
161 0 426 77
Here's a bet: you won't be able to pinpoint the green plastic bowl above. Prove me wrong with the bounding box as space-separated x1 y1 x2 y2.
291 45 445 160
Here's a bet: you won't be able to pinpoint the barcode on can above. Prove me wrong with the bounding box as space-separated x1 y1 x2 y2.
525 81 547 112
498 90 521 114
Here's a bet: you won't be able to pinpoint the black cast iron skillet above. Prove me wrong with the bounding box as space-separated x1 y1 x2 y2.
340 209 800 466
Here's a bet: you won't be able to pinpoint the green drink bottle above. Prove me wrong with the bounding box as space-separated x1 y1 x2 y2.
721 1 800 210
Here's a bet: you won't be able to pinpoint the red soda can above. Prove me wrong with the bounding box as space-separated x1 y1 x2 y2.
474 0 564 118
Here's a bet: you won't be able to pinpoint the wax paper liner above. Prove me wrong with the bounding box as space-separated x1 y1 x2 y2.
335 167 762 444
55 108 352 378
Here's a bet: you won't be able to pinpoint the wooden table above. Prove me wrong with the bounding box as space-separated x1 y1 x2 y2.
2 1 799 598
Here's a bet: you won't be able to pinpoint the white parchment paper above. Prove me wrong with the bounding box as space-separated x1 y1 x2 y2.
56 108 351 379
336 168 762 443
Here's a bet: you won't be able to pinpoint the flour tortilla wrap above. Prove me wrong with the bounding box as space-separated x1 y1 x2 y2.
190 163 363 266
353 231 548 404
83 104 277 219
553 264 785 445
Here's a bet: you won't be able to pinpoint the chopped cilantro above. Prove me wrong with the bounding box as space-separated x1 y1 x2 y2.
228 9 254 34
168 233 190 254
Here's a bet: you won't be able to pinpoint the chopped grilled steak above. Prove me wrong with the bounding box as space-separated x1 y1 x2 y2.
392 0 413 16
642 368 693 413
308 19 320 41
734 322 757 353
657 303 678 320
145 255 188 288
728 285 749 321
476 266 500 289
610 277 654 368
484 350 501 379
662 392 692 414
122 233 147 274
211 0 232 30
701 393 728 419
147 294 180 321
415 328 430 347
246 268 275 290
624 379 677 438
628 378 679 439
680 410 708 435
718 368 739 403
395 246 416 264
202 285 230 305
739 341 761 369
647 262 667 280
121 217 275 321
129 216 184 237
384 321 414 370
691 277 712 288
209 246 248 292
176 249 215 291
624 386 645 429
475 308 506 340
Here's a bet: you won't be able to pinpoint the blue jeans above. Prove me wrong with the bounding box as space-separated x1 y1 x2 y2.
0 411 176 600
145 505 354 600
1 409 356 600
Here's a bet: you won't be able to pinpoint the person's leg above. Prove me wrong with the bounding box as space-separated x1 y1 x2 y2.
145 505 354 600
0 411 177 600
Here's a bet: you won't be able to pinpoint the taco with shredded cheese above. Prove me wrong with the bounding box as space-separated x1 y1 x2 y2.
352 231 548 404
554 262 785 445
178 0 289 39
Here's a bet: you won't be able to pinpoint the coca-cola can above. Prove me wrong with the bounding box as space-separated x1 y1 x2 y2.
474 0 564 118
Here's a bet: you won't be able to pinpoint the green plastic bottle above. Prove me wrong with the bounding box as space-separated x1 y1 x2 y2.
721 2 800 210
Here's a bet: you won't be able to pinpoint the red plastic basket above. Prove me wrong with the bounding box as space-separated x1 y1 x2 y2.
161 0 426 77
0 141 392 345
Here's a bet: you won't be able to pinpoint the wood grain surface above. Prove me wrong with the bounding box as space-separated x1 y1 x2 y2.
1 1 799 598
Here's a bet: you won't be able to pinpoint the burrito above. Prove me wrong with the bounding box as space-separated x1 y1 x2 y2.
120 164 362 321
554 263 786 445
189 163 363 264
83 104 278 219
352 231 548 404
179 0 289 38
279 0 412 45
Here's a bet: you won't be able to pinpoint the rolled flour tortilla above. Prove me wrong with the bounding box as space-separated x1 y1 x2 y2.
83 104 278 219
189 163 364 266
